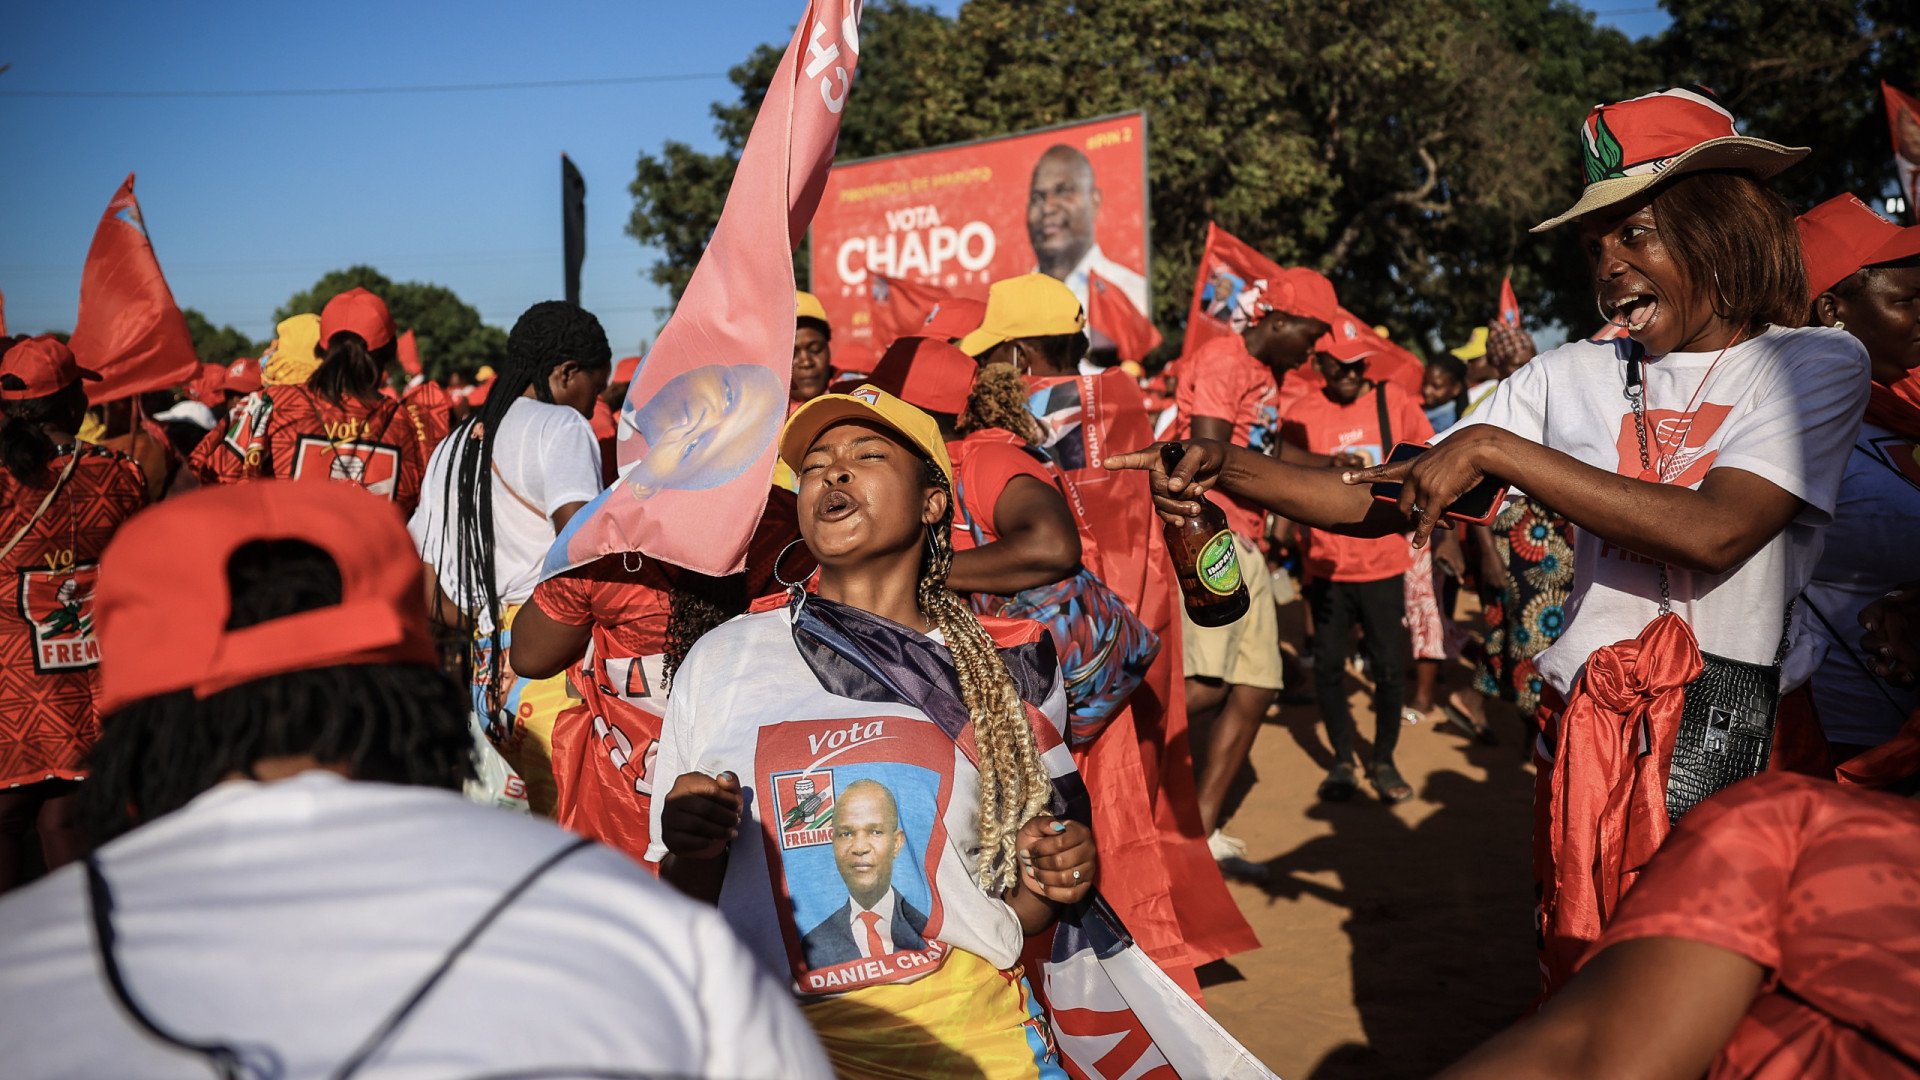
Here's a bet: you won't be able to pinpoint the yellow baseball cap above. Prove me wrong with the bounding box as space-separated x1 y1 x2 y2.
1450 326 1489 361
796 290 829 324
957 273 1086 357
779 383 954 488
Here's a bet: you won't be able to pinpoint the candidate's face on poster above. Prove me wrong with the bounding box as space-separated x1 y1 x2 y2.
1027 147 1102 278
625 363 784 499
832 780 906 909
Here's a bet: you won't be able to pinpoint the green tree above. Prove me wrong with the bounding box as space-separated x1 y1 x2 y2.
181 308 259 366
275 266 508 381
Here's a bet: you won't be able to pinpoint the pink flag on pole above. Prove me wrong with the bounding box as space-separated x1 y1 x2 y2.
1498 276 1521 326
545 0 864 578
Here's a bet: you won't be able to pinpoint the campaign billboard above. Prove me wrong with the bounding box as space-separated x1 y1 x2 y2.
810 112 1150 357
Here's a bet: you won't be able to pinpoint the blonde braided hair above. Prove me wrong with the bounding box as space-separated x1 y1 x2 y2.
916 464 1055 893
957 362 1042 445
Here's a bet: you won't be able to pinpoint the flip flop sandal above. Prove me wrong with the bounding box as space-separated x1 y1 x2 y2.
1370 762 1415 804
1317 762 1359 802
1441 703 1499 746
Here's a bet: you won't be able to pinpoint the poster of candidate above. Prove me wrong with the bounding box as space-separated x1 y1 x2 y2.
811 112 1149 354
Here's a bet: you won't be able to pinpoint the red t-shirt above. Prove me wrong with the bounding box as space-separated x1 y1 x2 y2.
1595 772 1920 1080
1280 381 1432 582
947 429 1055 551
1171 334 1278 541
0 445 147 788
203 385 427 516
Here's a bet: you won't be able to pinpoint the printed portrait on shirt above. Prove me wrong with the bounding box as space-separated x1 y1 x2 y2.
757 717 953 995
619 363 785 501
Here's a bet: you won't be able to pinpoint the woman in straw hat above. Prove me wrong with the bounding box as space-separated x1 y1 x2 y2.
1112 86 1872 994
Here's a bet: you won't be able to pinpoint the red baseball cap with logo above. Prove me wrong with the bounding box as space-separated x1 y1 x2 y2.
0 336 102 401
222 356 263 395
867 336 977 415
1535 86 1808 232
94 480 437 716
1244 268 1340 327
1797 193 1920 298
183 363 230 406
1316 316 1384 364
319 287 397 351
921 297 988 344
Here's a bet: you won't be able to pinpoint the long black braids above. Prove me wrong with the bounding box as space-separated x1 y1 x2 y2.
433 303 610 706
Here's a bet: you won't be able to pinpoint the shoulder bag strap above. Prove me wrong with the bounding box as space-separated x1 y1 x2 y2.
1375 383 1393 451
952 468 988 548
0 451 82 566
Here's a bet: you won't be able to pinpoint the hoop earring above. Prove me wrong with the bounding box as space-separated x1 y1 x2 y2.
774 538 818 614
1832 320 1846 331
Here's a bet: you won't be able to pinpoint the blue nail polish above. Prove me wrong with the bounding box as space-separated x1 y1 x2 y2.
1049 820 1066 833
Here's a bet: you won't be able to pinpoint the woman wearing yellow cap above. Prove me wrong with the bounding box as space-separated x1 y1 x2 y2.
649 384 1096 1077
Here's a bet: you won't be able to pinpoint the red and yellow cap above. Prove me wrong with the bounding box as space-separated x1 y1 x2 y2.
1797 193 1920 298
319 287 396 351
1534 86 1808 232
0 336 101 401
94 481 437 716
779 383 954 488
866 336 977 416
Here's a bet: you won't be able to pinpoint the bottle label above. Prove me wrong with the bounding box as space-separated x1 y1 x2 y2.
1195 531 1241 596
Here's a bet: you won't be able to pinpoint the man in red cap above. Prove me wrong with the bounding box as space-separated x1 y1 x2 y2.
0 480 830 1077
1280 323 1434 803
0 336 146 894
200 287 427 514
1167 269 1335 858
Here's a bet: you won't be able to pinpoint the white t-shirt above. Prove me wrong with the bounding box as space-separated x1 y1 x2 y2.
645 607 1074 998
411 397 603 620
0 771 829 1080
1782 420 1920 745
1444 327 1869 696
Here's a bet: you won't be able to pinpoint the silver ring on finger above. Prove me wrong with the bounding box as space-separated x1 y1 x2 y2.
1072 869 1082 881
1409 503 1424 518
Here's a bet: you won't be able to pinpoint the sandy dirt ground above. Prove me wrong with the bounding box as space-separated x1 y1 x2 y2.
1199 601 1542 1079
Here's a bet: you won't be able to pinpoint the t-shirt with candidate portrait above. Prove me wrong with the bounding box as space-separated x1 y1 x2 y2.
1441 328 1870 697
646 602 1075 1001
1169 334 1278 541
1280 381 1432 583
1594 771 1920 1079
202 385 428 516
411 397 604 628
0 444 146 789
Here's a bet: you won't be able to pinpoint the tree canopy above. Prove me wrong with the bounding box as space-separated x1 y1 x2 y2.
627 0 1913 356
182 309 259 367
275 266 507 381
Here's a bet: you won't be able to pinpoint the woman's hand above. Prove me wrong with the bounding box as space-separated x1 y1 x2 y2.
1860 584 1920 688
1017 816 1097 905
1104 439 1232 525
1343 426 1508 548
660 771 743 859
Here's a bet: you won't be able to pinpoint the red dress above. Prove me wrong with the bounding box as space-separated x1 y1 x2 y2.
0 445 147 788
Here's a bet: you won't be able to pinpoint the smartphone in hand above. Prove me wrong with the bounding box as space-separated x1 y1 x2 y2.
1368 442 1510 526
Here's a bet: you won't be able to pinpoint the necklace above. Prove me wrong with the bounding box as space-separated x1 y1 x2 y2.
1637 326 1744 483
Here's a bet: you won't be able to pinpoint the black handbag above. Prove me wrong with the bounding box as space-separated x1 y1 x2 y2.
1621 341 1792 824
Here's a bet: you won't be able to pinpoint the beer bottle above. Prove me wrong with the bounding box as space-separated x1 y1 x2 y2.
1161 443 1250 627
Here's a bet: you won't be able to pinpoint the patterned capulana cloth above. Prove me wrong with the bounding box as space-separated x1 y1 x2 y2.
1473 496 1575 715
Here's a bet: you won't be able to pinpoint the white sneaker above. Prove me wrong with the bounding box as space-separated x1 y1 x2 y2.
1207 829 1249 861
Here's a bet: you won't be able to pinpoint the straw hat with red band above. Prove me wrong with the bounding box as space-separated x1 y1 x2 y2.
1533 86 1809 233
866 336 977 416
318 287 396 351
1797 193 1920 298
0 336 101 401
94 481 437 716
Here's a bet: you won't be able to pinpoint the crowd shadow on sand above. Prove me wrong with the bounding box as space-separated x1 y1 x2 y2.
1241 688 1542 1080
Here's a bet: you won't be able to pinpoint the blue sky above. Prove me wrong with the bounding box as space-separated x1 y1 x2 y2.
0 1 1665 355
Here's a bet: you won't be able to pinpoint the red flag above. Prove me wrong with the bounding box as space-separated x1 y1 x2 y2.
1499 276 1522 326
1885 82 1920 223
67 175 199 402
1088 269 1162 364
867 273 951 349
0 288 8 337
1181 223 1286 362
547 0 863 579
396 328 422 377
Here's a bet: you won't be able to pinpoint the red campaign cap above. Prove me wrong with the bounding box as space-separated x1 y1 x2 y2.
184 363 230 406
1797 193 1920 298
93 480 437 716
612 355 643 383
1316 316 1384 364
223 356 263 394
319 287 396 351
1251 268 1340 326
0 335 101 401
867 336 977 415
920 297 988 343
